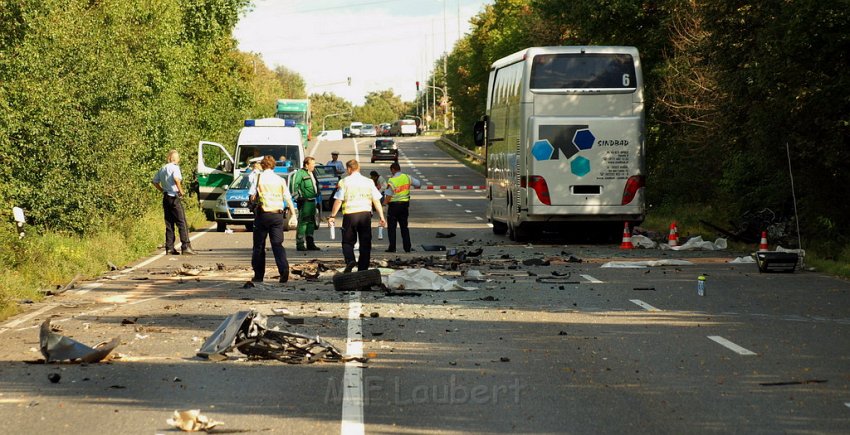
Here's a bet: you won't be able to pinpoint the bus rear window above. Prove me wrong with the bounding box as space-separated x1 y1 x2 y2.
530 53 636 90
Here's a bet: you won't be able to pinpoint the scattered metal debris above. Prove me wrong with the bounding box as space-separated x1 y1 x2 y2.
47 373 61 383
759 379 827 387
435 232 456 238
39 319 120 363
421 245 446 251
167 409 224 432
633 287 656 291
522 258 550 266
197 310 364 364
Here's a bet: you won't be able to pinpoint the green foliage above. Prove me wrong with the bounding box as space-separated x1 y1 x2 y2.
0 0 300 314
310 92 354 131
436 0 850 256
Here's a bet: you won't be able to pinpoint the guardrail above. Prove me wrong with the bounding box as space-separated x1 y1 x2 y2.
438 135 484 162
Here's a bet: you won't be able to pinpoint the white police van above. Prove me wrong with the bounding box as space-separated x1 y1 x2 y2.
197 118 304 223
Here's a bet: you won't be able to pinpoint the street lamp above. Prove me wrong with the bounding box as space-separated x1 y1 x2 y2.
323 110 353 131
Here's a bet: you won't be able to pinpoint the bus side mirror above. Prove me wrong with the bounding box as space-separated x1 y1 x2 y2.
472 120 486 147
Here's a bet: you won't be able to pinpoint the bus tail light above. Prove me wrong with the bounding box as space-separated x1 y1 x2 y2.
522 175 551 205
622 175 645 205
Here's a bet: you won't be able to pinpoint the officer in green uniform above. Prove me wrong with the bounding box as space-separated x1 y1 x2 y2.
290 156 321 251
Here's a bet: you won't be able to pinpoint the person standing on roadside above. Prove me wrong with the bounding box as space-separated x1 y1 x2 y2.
151 149 195 255
327 151 345 176
328 160 386 272
383 162 420 253
249 155 297 283
290 156 321 251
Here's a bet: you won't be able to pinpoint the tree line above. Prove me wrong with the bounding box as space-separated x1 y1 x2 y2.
438 0 849 255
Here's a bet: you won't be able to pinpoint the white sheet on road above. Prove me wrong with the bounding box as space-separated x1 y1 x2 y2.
661 236 727 251
386 269 476 291
631 234 657 249
601 259 695 268
729 256 756 264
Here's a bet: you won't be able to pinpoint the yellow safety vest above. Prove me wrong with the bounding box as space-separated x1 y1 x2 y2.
387 173 411 203
258 171 284 212
340 173 374 214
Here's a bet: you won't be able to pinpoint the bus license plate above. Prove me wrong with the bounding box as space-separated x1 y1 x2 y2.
380 150 390 153
233 208 251 215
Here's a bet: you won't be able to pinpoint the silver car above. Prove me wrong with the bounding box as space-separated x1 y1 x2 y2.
360 124 377 137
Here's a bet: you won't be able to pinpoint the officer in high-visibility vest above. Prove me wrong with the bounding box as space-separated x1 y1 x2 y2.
328 160 386 272
249 155 297 283
382 162 421 253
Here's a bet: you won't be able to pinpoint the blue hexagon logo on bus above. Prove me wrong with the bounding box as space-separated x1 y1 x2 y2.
531 139 555 161
573 129 595 150
571 156 591 177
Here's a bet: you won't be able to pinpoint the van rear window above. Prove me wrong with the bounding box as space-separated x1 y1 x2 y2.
530 53 636 90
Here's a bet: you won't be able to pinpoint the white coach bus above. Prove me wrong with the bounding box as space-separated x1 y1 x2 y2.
473 46 646 241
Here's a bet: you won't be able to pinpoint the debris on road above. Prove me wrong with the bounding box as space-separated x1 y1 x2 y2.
46 273 81 296
386 269 476 291
522 258 550 266
166 409 224 432
601 260 694 268
633 287 656 291
630 235 658 249
729 256 756 264
197 310 363 364
421 245 447 251
47 373 61 383
759 379 827 387
177 266 201 277
435 232 456 238
660 236 727 251
39 319 120 363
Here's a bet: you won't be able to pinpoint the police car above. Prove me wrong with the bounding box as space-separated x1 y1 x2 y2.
213 164 299 232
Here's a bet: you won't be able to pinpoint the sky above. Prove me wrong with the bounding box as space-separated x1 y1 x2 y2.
233 0 493 106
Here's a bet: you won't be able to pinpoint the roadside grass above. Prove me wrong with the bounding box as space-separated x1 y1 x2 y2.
434 138 485 176
0 202 208 321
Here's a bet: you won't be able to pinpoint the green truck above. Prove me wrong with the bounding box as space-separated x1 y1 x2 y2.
275 99 311 148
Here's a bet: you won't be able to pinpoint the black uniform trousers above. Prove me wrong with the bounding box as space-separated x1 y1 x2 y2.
387 201 411 252
252 211 289 282
162 194 190 251
342 211 372 271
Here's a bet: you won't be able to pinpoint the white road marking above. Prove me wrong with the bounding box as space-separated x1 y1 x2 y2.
0 224 218 336
845 402 850 409
446 198 453 202
426 182 433 186
455 203 462 207
435 189 442 193
341 291 365 435
580 274 603 284
707 336 757 356
475 216 483 221
73 282 103 295
630 299 661 312
353 138 360 161
1 304 57 329
464 210 472 213
487 223 494 228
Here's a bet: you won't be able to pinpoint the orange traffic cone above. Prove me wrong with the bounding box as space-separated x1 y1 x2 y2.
620 222 634 249
667 222 679 247
758 231 769 251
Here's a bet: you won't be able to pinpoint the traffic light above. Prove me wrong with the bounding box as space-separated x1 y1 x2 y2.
416 81 419 91
347 77 351 86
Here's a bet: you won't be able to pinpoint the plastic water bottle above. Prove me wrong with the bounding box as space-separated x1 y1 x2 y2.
329 221 336 240
697 275 706 296
378 226 384 240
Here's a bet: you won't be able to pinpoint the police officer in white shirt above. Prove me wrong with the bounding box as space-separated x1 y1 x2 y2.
328 160 386 272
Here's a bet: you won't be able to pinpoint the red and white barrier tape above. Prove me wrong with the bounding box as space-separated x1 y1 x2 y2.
415 185 485 190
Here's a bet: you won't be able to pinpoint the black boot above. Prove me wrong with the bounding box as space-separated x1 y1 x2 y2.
306 236 321 251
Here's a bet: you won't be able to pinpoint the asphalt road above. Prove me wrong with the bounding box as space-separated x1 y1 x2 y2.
1 136 848 434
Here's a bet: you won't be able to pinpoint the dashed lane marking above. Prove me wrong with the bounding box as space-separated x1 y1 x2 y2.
341 291 365 435
580 274 603 284
630 299 661 312
475 217 484 221
464 210 472 213
708 335 757 356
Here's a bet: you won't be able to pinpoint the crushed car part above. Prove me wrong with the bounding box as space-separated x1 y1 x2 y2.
197 310 364 364
39 319 120 363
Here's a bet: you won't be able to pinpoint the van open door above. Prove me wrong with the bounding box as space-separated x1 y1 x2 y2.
197 141 234 220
